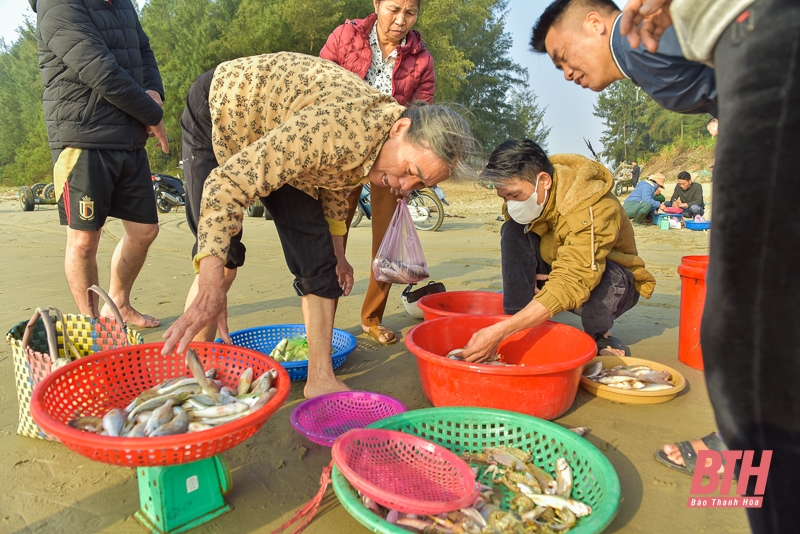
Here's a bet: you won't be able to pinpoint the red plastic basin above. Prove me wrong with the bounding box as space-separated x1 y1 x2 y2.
405 315 596 420
417 291 505 321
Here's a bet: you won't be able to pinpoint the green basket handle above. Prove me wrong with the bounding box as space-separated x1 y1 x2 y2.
86 285 126 329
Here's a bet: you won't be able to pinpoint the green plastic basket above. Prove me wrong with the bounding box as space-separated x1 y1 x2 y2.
332 407 620 534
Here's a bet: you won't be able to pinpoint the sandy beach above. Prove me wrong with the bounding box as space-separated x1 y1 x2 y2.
0 180 749 533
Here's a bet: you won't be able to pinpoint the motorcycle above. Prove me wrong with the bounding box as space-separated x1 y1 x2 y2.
352 184 448 231
152 172 186 213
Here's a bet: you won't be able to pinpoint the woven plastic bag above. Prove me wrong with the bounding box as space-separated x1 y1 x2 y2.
5 286 143 440
372 200 430 284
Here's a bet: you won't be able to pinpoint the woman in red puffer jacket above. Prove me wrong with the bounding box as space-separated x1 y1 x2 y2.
320 0 435 346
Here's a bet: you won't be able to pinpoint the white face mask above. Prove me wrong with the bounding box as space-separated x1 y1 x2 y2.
506 177 548 224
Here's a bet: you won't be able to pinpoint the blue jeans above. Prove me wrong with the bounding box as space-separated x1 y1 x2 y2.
500 220 639 338
702 0 800 530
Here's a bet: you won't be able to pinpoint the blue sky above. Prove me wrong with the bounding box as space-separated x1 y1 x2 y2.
0 0 610 157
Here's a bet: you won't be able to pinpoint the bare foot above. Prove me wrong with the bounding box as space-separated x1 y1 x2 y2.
304 377 351 399
101 303 160 328
663 440 724 474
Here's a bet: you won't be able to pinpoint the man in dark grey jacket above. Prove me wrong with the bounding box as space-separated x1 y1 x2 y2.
530 0 717 117
31 0 168 327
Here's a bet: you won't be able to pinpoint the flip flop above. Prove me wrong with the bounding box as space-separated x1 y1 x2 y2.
594 334 631 356
364 324 397 346
654 432 727 476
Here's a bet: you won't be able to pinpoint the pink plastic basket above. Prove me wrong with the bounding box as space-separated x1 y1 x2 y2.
290 391 407 447
332 428 479 515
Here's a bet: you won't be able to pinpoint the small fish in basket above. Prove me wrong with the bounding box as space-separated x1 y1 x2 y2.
583 361 675 391
68 349 280 438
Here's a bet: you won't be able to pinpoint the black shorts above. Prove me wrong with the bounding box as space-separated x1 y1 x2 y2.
181 69 342 299
52 147 158 230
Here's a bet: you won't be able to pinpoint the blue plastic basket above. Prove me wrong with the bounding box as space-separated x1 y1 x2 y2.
685 220 711 231
219 324 357 381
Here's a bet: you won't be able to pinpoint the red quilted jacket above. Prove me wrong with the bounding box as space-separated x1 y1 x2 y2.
320 14 435 106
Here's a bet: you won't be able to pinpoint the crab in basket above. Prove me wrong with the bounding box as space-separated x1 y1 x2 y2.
358 444 593 533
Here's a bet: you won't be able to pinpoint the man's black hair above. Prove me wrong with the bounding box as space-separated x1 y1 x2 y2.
483 138 554 184
677 171 692 181
531 0 621 54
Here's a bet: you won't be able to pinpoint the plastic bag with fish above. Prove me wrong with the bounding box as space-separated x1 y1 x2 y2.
372 200 429 284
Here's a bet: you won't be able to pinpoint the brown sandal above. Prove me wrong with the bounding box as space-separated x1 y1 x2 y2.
364 324 398 346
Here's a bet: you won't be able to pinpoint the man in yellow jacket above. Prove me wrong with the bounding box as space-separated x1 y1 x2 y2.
462 139 655 361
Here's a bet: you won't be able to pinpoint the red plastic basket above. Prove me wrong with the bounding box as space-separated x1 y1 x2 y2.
405 315 597 420
331 428 479 515
29 342 290 467
290 391 407 447
417 291 505 321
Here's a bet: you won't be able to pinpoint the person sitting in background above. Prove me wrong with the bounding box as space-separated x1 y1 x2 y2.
623 173 665 224
666 171 704 218
461 139 655 360
320 0 434 346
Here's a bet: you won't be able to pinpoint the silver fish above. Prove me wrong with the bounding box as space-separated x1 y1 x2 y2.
68 416 103 433
185 349 219 402
190 402 249 419
102 408 125 437
555 458 572 497
582 361 603 378
144 400 175 436
597 376 636 384
157 377 199 395
636 371 673 386
126 421 147 438
251 387 279 411
128 390 193 420
150 408 189 437
238 368 253 396
188 422 214 433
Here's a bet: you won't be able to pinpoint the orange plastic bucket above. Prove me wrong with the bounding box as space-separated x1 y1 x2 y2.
405 315 596 420
417 291 505 321
677 255 708 370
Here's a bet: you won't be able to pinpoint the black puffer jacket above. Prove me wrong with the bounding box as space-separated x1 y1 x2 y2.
30 0 164 150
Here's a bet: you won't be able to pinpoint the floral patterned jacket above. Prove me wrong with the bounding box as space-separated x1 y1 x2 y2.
195 52 404 271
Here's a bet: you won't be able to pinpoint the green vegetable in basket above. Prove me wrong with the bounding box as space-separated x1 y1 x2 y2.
285 336 309 362
269 338 289 361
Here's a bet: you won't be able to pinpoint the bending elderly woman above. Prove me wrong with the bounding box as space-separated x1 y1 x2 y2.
163 52 471 398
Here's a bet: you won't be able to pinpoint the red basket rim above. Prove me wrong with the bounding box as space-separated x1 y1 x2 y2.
405 316 597 375
332 428 479 514
417 290 504 318
29 342 291 463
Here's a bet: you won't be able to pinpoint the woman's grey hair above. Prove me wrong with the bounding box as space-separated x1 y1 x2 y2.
400 101 475 180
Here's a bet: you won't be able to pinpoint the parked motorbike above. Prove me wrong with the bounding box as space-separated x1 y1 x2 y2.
352 184 447 231
152 173 186 213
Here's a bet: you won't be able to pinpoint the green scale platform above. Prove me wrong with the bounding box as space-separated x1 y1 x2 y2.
134 455 232 534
